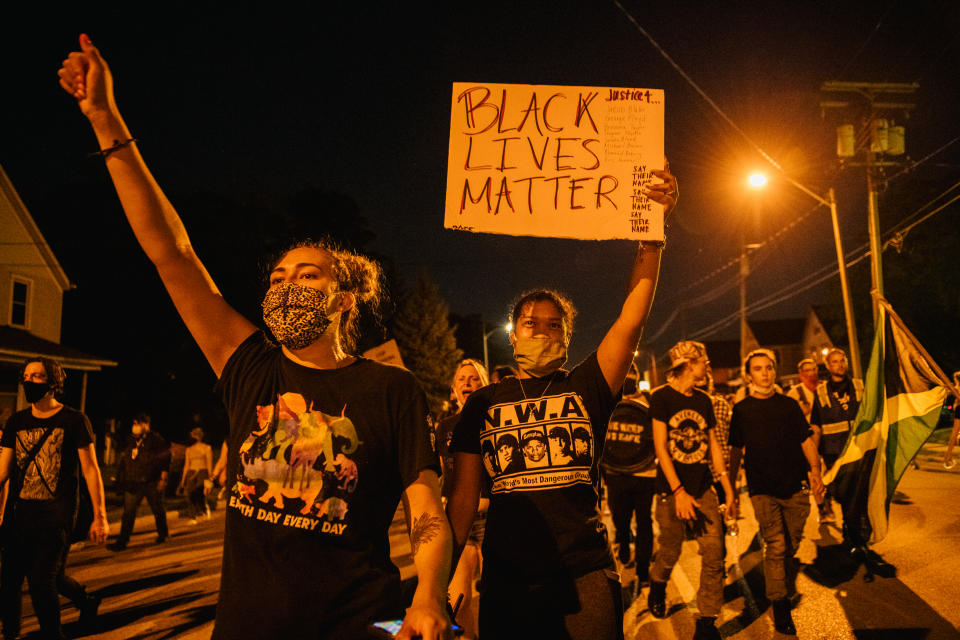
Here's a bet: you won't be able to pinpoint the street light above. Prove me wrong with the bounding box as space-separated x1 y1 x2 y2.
747 172 768 188
741 174 767 360
742 172 862 378
483 321 511 373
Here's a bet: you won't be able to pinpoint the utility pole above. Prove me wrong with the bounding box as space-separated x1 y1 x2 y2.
739 234 762 362
821 81 917 329
826 187 862 379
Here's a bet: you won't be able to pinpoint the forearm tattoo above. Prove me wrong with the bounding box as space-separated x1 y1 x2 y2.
410 513 442 556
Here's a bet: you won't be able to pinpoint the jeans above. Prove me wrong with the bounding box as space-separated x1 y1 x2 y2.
116 481 168 546
650 488 724 617
1 502 72 639
750 489 810 600
479 568 624 640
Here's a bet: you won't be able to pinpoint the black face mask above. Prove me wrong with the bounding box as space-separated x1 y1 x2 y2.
22 380 52 404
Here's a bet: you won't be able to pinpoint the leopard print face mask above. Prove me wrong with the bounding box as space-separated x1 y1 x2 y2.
262 282 334 350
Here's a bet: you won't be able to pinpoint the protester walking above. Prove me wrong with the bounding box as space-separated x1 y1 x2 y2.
108 413 170 550
58 35 451 639
179 427 213 523
647 341 737 640
446 164 677 640
728 349 823 635
0 357 109 640
600 385 656 579
435 359 489 640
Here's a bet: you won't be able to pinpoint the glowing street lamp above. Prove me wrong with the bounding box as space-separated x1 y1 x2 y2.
748 172 768 189
483 321 512 373
741 171 861 378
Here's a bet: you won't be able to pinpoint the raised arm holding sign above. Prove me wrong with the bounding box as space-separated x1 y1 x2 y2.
445 135 676 636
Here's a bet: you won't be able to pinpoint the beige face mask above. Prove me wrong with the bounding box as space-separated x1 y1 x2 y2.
513 336 567 377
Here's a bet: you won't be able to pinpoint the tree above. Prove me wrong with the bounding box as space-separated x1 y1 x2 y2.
392 272 463 412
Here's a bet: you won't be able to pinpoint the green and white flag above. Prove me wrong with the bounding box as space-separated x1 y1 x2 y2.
823 298 952 544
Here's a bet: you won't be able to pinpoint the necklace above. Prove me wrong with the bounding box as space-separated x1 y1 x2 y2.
518 371 558 400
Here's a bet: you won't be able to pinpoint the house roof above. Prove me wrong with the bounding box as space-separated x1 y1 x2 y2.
748 318 807 346
0 325 117 371
0 164 72 291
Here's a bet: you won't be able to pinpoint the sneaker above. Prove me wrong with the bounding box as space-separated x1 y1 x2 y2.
155 535 167 544
647 580 667 618
106 542 126 552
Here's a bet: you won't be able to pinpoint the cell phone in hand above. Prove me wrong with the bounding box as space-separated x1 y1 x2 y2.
370 619 464 637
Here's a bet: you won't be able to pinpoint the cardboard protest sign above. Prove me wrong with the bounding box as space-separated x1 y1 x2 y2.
362 339 406 369
444 82 664 241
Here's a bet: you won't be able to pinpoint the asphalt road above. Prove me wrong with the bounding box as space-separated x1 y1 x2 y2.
624 441 960 640
10 441 960 639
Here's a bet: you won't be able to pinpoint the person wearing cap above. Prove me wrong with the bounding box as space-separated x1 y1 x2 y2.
786 358 819 423
647 341 736 640
728 349 823 635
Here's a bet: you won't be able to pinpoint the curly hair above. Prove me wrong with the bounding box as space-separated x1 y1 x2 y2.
266 238 383 353
509 289 577 342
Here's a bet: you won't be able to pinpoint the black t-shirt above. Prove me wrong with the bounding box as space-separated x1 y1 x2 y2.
1 405 93 524
601 394 656 475
729 394 813 499
213 332 439 639
436 413 490 500
648 385 716 496
450 353 617 590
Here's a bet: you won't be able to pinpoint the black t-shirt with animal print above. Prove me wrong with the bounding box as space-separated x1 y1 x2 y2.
213 331 439 639
648 385 716 497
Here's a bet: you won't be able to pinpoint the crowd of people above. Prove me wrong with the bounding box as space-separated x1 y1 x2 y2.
0 32 947 640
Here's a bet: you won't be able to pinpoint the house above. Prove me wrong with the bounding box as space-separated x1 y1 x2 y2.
742 309 836 384
0 164 116 422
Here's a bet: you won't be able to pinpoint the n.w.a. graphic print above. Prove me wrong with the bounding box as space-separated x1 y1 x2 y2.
480 392 594 493
229 392 360 535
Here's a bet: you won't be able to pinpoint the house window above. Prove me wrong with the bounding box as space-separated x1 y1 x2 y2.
10 277 30 328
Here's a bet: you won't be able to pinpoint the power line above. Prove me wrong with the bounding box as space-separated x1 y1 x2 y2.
674 177 960 345
837 0 899 80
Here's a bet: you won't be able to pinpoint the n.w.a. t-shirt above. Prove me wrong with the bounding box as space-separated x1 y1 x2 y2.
450 353 617 590
213 332 439 639
648 384 716 496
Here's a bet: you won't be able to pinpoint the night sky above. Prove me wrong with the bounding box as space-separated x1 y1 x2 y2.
4 2 959 436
